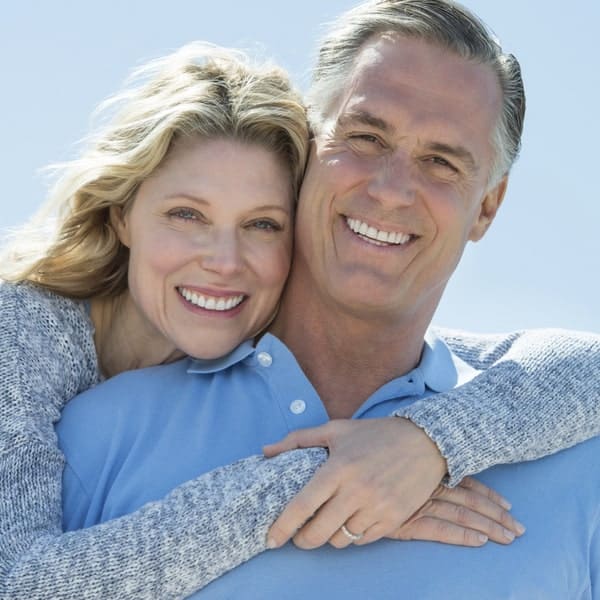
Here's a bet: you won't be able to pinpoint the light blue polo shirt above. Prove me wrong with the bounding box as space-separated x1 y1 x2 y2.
57 332 600 599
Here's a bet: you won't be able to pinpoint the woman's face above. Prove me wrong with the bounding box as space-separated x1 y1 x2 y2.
113 136 294 359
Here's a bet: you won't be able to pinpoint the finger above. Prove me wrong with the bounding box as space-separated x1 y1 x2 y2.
292 490 355 549
267 463 338 548
328 517 380 549
263 424 332 458
459 477 512 510
419 499 518 544
395 516 489 547
435 483 525 536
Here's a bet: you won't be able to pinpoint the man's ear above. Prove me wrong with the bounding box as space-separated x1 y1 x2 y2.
109 205 131 248
468 175 508 242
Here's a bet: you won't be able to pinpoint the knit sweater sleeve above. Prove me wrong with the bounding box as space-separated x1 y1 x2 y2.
395 327 600 486
0 282 327 600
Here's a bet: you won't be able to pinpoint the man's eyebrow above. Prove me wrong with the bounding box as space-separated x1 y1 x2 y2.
426 142 479 173
337 112 479 173
337 110 393 133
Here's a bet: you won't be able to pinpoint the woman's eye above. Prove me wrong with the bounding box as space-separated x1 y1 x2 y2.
248 219 282 232
168 207 201 221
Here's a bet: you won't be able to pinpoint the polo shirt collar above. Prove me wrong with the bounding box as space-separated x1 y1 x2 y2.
187 339 256 374
420 329 480 392
186 330 480 393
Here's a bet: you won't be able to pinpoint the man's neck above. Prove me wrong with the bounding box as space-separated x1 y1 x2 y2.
270 275 433 419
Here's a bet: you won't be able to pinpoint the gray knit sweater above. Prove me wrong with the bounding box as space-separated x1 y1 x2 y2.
1 281 599 599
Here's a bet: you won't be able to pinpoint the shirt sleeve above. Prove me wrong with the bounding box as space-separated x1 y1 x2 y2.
0 283 327 599
394 327 600 485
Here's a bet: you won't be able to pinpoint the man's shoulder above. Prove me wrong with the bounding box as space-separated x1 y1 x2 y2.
431 326 525 369
434 325 600 371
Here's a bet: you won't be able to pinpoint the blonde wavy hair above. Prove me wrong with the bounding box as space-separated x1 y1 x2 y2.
1 42 309 298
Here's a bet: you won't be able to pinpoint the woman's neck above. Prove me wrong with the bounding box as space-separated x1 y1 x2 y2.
90 292 184 378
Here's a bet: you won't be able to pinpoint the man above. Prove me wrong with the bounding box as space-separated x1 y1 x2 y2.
58 0 600 597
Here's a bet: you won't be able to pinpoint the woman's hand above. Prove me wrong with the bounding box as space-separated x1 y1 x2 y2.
264 418 523 549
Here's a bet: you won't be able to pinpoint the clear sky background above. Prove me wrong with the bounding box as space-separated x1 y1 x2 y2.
1 1 598 334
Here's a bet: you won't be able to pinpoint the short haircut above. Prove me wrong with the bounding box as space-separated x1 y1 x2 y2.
307 0 525 185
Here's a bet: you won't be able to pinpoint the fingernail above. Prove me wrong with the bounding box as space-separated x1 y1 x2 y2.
515 521 526 536
500 497 512 510
267 537 277 549
503 528 515 542
478 534 488 544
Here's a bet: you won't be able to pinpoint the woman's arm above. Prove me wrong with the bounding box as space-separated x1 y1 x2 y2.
265 327 600 548
0 282 326 599
400 327 600 484
1 438 324 600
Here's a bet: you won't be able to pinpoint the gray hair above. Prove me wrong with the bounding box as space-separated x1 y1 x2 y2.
307 0 525 185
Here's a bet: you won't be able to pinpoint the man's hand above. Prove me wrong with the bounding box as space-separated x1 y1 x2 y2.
388 477 525 547
264 418 523 549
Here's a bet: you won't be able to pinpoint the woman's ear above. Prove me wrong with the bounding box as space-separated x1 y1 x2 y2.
109 205 131 248
468 176 508 242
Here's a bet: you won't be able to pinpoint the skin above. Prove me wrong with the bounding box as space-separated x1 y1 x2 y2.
88 128 516 551
92 136 294 376
266 34 519 549
89 61 518 551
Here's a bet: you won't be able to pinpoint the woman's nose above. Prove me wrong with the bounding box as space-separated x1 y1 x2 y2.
200 229 244 277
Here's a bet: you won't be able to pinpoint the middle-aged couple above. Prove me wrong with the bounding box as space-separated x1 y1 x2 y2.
1 0 599 598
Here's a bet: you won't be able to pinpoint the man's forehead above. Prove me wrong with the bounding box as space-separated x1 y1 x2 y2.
329 34 501 155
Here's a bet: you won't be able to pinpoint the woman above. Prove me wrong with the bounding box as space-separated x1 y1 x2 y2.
0 43 517 599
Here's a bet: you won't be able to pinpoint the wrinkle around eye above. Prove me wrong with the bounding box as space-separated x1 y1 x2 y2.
245 218 284 232
422 156 460 175
346 133 387 155
167 207 205 222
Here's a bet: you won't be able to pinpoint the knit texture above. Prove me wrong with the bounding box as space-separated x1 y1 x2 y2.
401 326 600 484
1 280 599 598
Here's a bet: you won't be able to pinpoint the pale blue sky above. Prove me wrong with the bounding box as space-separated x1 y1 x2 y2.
1 1 598 333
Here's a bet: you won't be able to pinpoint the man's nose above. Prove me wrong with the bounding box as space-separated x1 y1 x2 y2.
200 229 244 277
366 152 416 208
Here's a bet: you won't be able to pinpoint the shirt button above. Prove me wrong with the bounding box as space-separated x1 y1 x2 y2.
289 399 306 415
257 352 273 367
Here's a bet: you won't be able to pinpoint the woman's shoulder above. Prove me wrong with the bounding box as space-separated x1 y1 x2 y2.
1 280 91 329
1 280 99 384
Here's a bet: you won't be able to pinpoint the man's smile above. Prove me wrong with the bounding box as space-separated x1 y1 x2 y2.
344 216 414 247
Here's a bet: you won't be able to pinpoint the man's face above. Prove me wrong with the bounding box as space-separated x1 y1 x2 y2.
295 34 507 324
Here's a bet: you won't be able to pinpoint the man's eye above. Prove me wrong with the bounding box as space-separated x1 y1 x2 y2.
349 133 382 145
426 156 458 172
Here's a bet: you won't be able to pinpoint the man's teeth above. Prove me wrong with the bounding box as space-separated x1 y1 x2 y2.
346 218 411 245
178 288 245 311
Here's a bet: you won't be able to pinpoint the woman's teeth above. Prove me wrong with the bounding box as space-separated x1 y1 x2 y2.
178 287 245 311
